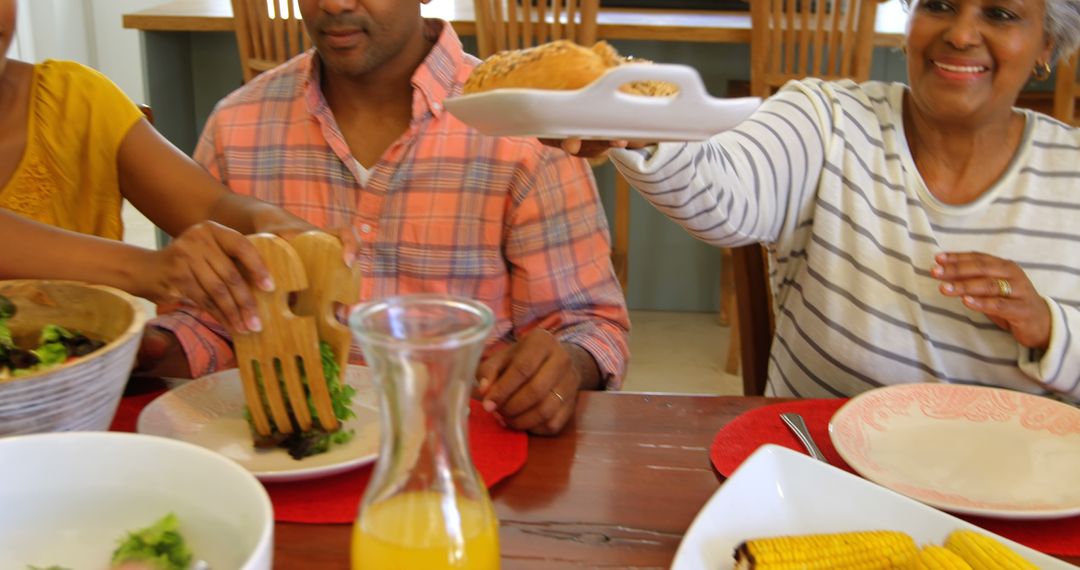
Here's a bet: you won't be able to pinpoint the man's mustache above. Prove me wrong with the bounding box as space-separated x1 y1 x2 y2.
313 15 372 34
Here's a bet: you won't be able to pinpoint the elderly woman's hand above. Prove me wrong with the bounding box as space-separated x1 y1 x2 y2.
931 252 1051 350
538 137 652 158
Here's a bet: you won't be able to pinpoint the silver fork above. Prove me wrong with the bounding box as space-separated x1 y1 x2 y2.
780 412 828 463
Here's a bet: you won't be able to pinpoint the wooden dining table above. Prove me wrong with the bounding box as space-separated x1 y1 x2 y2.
268 391 1080 568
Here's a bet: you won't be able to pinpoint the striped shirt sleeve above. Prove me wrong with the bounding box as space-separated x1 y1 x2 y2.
1020 297 1080 399
609 80 832 249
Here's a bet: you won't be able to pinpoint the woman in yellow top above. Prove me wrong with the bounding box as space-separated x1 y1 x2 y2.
0 0 345 334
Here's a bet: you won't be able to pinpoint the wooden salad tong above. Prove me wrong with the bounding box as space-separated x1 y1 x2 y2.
232 231 360 437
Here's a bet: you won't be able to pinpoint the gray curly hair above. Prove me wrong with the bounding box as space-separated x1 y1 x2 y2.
901 0 1080 64
1045 0 1080 62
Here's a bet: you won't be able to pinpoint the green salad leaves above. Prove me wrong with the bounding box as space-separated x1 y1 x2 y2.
247 341 357 460
110 513 193 570
27 513 193 570
0 294 105 379
0 294 14 348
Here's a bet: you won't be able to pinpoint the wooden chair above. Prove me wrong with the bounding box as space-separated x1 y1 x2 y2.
725 0 881 394
473 0 600 56
473 0 629 293
730 244 774 395
137 104 154 125
1053 50 1080 126
231 0 311 83
749 0 880 98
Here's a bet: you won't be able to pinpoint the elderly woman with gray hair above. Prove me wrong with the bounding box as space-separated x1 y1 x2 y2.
559 0 1080 400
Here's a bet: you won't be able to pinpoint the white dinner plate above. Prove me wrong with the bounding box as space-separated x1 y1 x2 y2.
829 383 1080 519
672 445 1075 570
138 365 380 483
444 63 761 141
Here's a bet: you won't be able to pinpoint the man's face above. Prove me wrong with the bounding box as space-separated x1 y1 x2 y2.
298 0 424 77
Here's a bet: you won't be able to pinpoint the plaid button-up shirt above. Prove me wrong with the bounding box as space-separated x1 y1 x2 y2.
151 20 630 387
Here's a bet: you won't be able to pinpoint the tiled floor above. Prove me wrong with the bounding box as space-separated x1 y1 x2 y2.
623 310 741 395
123 205 740 394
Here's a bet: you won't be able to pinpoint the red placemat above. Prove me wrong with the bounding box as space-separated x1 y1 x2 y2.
710 399 852 476
710 399 1080 557
111 390 528 524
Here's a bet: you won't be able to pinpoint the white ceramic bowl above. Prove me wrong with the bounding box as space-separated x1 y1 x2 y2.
0 280 146 435
0 432 274 570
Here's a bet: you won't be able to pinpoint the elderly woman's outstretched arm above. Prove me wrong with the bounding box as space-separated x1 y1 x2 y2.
608 82 833 251
601 78 1080 402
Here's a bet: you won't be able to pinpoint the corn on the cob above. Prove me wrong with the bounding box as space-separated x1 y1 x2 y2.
907 546 973 569
733 530 918 569
943 530 1037 570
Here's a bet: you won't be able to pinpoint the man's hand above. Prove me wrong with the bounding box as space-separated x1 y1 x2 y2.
133 327 194 378
475 329 600 435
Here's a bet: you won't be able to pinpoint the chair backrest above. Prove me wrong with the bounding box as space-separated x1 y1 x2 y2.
473 0 600 58
732 244 775 396
231 0 311 82
749 0 879 98
1053 50 1080 126
137 104 154 126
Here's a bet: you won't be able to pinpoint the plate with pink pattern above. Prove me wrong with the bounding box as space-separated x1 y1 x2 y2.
829 383 1080 520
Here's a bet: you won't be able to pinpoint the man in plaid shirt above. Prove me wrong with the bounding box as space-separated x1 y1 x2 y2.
139 0 629 435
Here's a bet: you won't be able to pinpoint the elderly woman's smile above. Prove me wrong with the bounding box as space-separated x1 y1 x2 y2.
929 57 991 78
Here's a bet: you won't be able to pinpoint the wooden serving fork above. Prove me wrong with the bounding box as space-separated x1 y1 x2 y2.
290 230 361 410
232 232 359 437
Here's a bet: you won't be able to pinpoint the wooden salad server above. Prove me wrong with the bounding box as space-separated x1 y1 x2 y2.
232 233 331 437
289 229 362 416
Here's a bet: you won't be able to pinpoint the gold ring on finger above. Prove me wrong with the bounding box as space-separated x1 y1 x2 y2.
996 278 1013 298
550 389 565 404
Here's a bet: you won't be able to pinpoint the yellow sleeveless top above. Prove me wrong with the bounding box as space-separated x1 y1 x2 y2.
0 60 143 240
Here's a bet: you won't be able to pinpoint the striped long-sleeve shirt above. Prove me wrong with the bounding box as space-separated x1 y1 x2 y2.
150 20 629 387
612 78 1080 401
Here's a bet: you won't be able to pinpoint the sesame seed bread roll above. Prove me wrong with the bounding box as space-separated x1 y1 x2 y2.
463 40 679 98
463 40 609 94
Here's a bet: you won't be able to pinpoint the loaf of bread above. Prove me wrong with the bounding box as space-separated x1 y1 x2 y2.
463 40 678 97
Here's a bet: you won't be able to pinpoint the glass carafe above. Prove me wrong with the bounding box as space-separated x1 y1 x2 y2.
348 294 500 570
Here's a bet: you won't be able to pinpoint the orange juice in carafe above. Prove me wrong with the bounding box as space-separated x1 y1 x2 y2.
351 491 499 570
348 296 501 570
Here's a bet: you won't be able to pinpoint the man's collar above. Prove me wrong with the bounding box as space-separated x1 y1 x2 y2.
409 19 467 120
302 18 466 121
